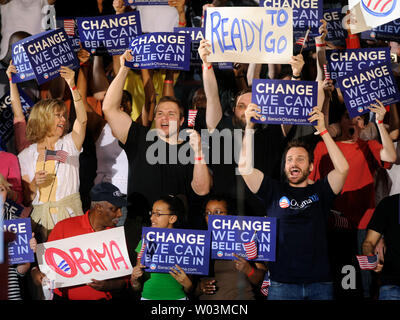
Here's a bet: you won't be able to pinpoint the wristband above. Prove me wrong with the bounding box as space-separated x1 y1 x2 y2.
164 80 173 84
316 43 326 47
202 64 212 70
178 21 186 26
320 129 328 136
377 120 383 124
71 85 77 91
247 267 255 277
292 74 301 79
195 157 203 161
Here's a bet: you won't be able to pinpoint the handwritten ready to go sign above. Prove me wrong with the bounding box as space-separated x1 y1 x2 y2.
205 7 293 64
36 227 133 289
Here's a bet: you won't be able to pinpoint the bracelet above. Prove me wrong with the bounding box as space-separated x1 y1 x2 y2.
178 21 186 26
164 80 173 84
15 268 26 277
195 157 203 161
377 120 384 124
320 129 328 136
8 77 12 82
292 74 301 79
202 64 212 70
247 267 255 277
71 85 77 91
74 98 82 102
316 43 326 47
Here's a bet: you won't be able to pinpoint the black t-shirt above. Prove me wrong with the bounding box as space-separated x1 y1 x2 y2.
208 115 285 216
256 176 336 283
367 194 400 287
120 122 195 219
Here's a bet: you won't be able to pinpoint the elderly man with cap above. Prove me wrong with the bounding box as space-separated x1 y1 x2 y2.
31 182 129 300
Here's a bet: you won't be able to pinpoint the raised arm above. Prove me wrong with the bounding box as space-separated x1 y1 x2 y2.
307 107 349 195
198 39 223 130
6 61 25 122
102 50 133 145
59 66 87 151
369 100 397 163
238 103 264 194
315 19 328 81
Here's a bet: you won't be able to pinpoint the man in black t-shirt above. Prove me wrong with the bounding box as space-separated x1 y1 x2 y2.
102 51 212 251
362 194 400 300
238 92 349 300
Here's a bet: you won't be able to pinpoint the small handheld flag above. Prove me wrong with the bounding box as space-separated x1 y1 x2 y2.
137 237 147 261
44 149 69 163
260 271 270 296
299 27 311 54
356 254 378 270
188 109 198 128
243 231 258 260
324 64 331 80
63 19 75 37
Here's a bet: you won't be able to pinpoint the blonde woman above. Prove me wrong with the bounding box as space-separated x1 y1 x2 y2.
17 67 87 243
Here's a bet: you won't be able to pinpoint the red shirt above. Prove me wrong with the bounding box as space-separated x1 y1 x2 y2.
310 139 389 229
48 212 114 300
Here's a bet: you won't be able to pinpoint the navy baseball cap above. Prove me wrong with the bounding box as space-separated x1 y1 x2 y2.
90 182 127 208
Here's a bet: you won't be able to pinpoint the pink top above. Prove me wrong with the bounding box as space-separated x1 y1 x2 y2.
0 151 23 203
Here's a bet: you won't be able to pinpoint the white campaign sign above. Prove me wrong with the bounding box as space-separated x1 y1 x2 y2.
36 227 133 288
205 7 293 64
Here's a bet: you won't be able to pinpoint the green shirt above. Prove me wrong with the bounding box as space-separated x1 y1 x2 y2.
136 240 186 300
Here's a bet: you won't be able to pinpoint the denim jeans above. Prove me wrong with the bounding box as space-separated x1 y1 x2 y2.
268 281 334 300
379 285 400 300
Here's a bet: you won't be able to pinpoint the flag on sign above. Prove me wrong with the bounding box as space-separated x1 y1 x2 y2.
188 109 198 128
63 19 75 37
44 149 69 163
324 64 331 80
356 254 378 270
243 231 258 260
260 271 270 296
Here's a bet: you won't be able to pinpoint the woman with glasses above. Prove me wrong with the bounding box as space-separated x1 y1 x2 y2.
130 195 193 300
195 194 267 300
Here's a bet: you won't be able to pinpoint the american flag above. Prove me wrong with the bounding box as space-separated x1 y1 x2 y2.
260 272 270 296
63 19 75 37
328 210 351 229
137 238 147 262
296 28 311 47
243 231 258 260
188 109 198 128
324 64 331 80
356 254 378 270
44 149 69 163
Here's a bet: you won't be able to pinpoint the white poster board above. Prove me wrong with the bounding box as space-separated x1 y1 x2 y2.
36 227 133 288
205 7 293 64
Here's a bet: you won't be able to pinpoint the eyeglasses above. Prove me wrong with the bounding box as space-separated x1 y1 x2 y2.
149 211 173 218
204 210 227 216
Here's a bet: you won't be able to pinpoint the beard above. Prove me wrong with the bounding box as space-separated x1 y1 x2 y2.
285 167 310 185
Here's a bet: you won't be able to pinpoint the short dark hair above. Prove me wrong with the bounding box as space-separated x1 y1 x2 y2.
201 193 237 216
156 96 185 119
280 140 314 182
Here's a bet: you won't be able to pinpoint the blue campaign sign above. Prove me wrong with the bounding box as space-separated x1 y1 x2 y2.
77 11 142 56
251 79 318 125
56 17 80 53
124 0 169 5
327 47 391 80
362 18 400 42
11 32 48 83
4 200 24 218
175 27 204 67
140 227 211 275
3 218 35 265
323 8 347 44
208 215 277 261
260 0 323 34
0 89 34 144
127 32 191 71
22 29 79 85
336 62 400 118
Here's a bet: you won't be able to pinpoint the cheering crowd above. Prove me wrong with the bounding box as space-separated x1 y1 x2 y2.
1 0 400 301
